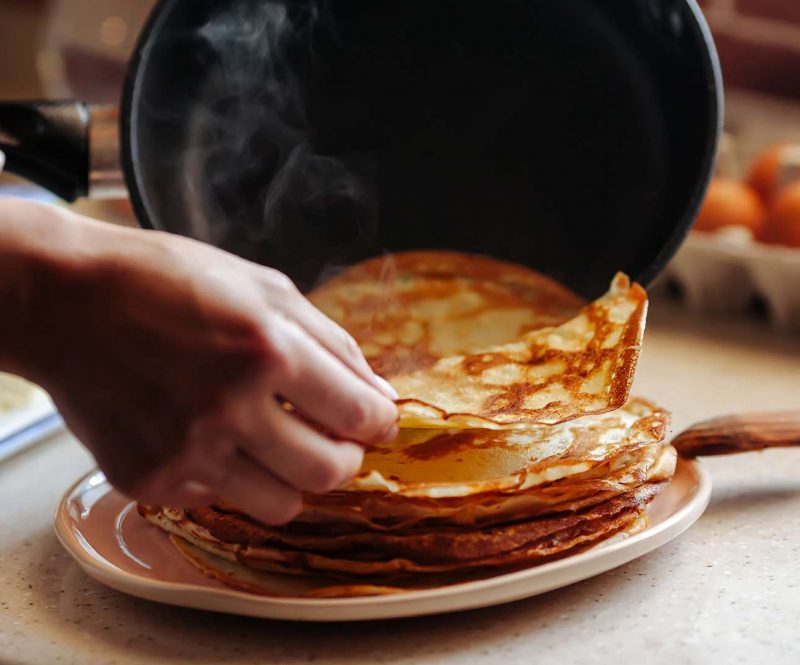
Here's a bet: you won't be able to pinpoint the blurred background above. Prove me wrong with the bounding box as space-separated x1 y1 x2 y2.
1 0 799 327
0 0 156 225
0 0 154 102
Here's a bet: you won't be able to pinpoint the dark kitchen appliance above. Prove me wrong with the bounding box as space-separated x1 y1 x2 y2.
0 0 722 297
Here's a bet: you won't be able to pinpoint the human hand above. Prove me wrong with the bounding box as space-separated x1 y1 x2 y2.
0 199 398 524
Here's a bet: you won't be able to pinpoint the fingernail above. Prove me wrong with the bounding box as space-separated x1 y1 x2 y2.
374 375 399 400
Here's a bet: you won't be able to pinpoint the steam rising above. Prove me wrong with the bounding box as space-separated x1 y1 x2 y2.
183 0 378 289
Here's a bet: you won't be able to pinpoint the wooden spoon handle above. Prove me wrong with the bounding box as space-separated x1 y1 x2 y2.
673 412 800 458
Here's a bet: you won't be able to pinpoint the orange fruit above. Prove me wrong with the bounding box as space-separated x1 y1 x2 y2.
763 180 800 248
694 177 766 238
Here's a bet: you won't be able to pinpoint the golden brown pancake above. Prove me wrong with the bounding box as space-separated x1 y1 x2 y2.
309 250 585 378
311 253 646 428
391 273 648 428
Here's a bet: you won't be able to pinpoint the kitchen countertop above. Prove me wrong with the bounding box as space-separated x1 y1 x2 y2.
1 300 800 665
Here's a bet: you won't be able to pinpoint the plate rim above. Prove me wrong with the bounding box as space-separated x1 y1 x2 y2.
54 459 712 620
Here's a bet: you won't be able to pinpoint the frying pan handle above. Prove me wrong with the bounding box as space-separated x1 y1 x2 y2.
0 101 125 201
0 101 90 201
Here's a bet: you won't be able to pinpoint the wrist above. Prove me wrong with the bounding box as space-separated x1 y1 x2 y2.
0 199 95 380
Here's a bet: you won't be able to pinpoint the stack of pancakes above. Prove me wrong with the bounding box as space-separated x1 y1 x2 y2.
141 252 676 596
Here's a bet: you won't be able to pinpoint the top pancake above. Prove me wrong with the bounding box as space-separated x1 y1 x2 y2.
310 252 648 428
309 251 585 378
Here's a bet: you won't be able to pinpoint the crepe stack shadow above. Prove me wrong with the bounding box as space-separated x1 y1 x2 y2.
140 251 676 597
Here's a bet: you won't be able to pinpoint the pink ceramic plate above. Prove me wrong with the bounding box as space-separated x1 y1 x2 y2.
54 458 711 622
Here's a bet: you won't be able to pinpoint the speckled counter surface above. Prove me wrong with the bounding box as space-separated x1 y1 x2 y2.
2 301 800 665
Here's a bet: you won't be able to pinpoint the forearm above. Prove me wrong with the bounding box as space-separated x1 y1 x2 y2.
0 199 85 378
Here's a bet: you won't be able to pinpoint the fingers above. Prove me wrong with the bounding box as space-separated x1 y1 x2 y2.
119 427 304 525
236 397 364 493
211 452 302 525
289 299 398 400
109 333 383 521
264 317 399 444
162 433 304 525
256 267 398 400
122 462 301 526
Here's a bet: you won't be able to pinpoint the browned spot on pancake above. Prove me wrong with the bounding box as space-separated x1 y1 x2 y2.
481 382 533 415
461 353 507 376
403 431 493 461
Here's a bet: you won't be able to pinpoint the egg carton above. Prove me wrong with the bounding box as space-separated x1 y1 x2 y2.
660 229 800 332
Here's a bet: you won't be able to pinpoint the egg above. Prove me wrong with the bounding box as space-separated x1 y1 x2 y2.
694 178 766 239
747 144 800 204
763 180 800 248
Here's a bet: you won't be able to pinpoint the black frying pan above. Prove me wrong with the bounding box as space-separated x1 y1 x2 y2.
0 0 721 297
